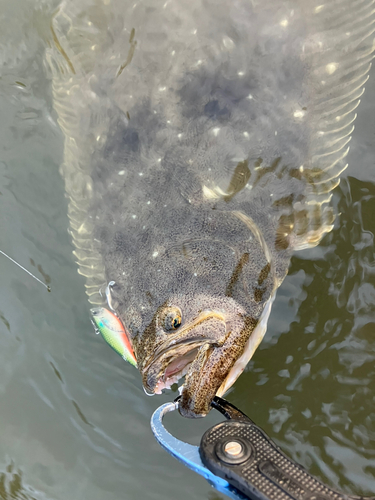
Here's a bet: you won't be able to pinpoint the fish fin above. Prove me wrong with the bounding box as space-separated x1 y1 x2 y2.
199 0 375 251
45 2 119 304
289 0 375 249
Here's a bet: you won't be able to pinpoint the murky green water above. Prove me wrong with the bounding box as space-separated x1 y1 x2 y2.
1 1 375 499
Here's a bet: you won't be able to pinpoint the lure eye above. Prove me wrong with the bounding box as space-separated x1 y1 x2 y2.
162 307 182 332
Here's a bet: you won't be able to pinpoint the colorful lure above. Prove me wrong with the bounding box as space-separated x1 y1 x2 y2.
91 307 137 368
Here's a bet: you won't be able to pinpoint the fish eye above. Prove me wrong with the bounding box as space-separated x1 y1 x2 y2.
173 317 181 328
162 307 182 332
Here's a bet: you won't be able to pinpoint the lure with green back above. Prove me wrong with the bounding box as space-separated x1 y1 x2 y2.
91 307 137 368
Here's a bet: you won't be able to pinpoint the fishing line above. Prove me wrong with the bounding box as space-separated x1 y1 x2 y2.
0 250 51 291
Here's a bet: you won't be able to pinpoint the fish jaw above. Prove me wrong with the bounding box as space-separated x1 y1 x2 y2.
139 303 258 418
178 314 258 418
140 311 228 396
178 294 275 417
216 292 276 398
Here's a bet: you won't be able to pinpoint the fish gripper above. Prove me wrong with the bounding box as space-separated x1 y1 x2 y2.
151 397 375 500
200 397 374 500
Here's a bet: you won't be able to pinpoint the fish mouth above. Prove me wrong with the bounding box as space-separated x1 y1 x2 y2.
148 345 202 395
141 311 227 397
140 294 275 418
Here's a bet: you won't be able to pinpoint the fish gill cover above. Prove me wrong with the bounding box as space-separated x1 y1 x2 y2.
45 0 375 417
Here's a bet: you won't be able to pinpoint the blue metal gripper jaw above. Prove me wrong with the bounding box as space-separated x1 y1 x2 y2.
150 402 247 500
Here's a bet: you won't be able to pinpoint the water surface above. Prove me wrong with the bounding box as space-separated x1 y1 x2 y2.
0 1 375 498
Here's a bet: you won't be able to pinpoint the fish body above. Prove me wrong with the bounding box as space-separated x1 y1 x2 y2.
46 0 375 416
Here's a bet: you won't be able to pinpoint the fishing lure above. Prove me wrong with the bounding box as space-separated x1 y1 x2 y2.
91 307 137 368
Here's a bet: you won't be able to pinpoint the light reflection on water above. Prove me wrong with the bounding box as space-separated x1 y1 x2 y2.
0 1 375 499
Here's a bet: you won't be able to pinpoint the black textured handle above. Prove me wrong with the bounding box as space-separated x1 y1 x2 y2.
199 398 375 500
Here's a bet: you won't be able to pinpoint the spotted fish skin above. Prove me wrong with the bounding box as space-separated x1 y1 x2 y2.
46 0 375 416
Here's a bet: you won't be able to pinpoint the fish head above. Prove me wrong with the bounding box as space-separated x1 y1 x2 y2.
117 212 279 418
136 294 250 417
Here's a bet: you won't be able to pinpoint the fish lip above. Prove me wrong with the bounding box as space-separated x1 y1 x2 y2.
142 337 208 374
141 310 226 393
142 339 209 394
141 310 225 373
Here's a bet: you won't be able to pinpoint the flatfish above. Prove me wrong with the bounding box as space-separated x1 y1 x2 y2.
45 0 375 417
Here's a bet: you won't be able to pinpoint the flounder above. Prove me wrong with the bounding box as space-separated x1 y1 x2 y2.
45 0 375 417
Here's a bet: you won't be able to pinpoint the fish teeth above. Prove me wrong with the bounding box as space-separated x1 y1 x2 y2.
154 361 193 394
